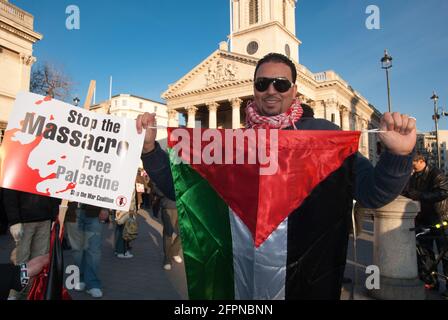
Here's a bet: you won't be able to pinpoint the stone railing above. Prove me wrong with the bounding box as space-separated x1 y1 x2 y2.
0 0 34 29
314 72 327 82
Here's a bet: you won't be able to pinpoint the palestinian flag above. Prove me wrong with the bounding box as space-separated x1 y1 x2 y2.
167 128 360 300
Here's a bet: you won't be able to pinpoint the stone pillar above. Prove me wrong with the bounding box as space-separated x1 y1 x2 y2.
19 54 36 91
361 119 370 158
186 106 198 128
326 99 340 126
207 102 219 129
370 196 425 300
167 109 178 127
340 106 350 131
231 98 242 129
313 100 325 119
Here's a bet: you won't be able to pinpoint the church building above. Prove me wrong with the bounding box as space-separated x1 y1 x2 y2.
162 0 381 162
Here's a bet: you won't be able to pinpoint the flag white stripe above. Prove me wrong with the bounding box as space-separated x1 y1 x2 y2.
229 208 288 299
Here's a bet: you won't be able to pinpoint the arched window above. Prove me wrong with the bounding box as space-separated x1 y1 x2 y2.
249 0 258 25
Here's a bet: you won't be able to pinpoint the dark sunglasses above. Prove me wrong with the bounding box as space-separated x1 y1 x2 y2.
254 77 294 93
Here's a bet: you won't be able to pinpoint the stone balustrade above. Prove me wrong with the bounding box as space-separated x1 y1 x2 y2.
0 0 34 29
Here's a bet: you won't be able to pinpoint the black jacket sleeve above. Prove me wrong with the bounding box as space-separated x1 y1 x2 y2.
354 150 413 208
0 264 22 300
141 142 176 201
2 189 21 226
420 168 448 203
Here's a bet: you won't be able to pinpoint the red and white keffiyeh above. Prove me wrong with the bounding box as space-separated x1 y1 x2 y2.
245 99 303 129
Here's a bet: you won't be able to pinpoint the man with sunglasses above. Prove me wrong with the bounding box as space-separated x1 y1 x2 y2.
136 53 416 299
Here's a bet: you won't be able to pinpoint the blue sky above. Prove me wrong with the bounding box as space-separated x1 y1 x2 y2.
12 0 448 132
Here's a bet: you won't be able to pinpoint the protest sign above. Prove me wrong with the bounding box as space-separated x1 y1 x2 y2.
0 92 145 211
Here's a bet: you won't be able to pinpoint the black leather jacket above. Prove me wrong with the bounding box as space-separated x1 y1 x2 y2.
403 165 448 226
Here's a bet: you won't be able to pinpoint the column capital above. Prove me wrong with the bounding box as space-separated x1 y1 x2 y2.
325 98 338 107
206 102 219 112
186 106 198 115
339 105 348 113
19 54 36 66
167 109 178 119
230 97 243 109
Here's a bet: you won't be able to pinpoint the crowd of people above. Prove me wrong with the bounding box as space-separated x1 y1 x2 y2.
0 168 183 300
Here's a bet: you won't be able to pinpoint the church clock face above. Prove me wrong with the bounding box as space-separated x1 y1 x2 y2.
247 41 259 55
285 44 291 58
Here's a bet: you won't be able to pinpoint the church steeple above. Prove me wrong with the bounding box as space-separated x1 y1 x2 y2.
230 0 301 62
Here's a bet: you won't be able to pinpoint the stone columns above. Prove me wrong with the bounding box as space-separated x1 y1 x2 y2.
186 106 198 128
167 109 178 127
207 102 219 129
231 98 242 129
370 196 425 300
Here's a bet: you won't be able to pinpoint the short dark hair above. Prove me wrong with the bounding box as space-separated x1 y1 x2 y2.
413 151 426 163
254 53 297 83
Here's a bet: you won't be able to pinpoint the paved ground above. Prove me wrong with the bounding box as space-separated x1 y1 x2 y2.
1 208 188 300
0 211 444 300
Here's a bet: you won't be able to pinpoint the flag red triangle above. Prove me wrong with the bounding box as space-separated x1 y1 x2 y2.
168 128 360 247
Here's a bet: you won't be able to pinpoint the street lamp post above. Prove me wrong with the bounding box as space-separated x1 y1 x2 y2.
73 97 80 107
381 49 393 113
431 91 441 169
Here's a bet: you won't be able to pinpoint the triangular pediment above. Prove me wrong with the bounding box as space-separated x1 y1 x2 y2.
162 50 259 99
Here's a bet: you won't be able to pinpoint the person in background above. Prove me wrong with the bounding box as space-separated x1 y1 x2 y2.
114 189 138 259
3 190 59 299
153 184 183 271
402 151 448 298
0 254 49 300
0 188 8 235
65 202 108 299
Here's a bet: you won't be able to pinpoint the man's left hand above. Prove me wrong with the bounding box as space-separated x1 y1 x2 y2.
379 112 416 156
27 254 50 277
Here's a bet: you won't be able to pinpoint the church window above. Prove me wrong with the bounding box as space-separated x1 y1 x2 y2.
249 0 259 25
247 41 259 55
285 44 291 57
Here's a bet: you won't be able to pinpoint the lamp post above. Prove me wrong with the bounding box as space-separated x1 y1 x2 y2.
431 91 441 169
73 97 80 107
381 49 393 113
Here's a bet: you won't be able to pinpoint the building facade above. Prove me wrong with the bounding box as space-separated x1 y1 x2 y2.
90 94 178 149
0 0 42 140
161 0 381 164
417 131 448 173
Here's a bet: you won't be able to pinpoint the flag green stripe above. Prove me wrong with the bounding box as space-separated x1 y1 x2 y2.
169 151 234 299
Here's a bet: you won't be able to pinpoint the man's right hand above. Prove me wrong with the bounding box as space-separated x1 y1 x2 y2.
10 223 24 242
136 113 157 154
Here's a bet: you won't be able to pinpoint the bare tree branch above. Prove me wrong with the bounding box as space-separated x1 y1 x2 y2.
30 62 73 101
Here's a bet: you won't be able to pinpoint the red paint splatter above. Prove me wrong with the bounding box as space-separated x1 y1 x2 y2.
61 155 66 159
50 115 55 120
56 182 76 194
34 96 52 105
47 160 56 165
0 129 57 196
